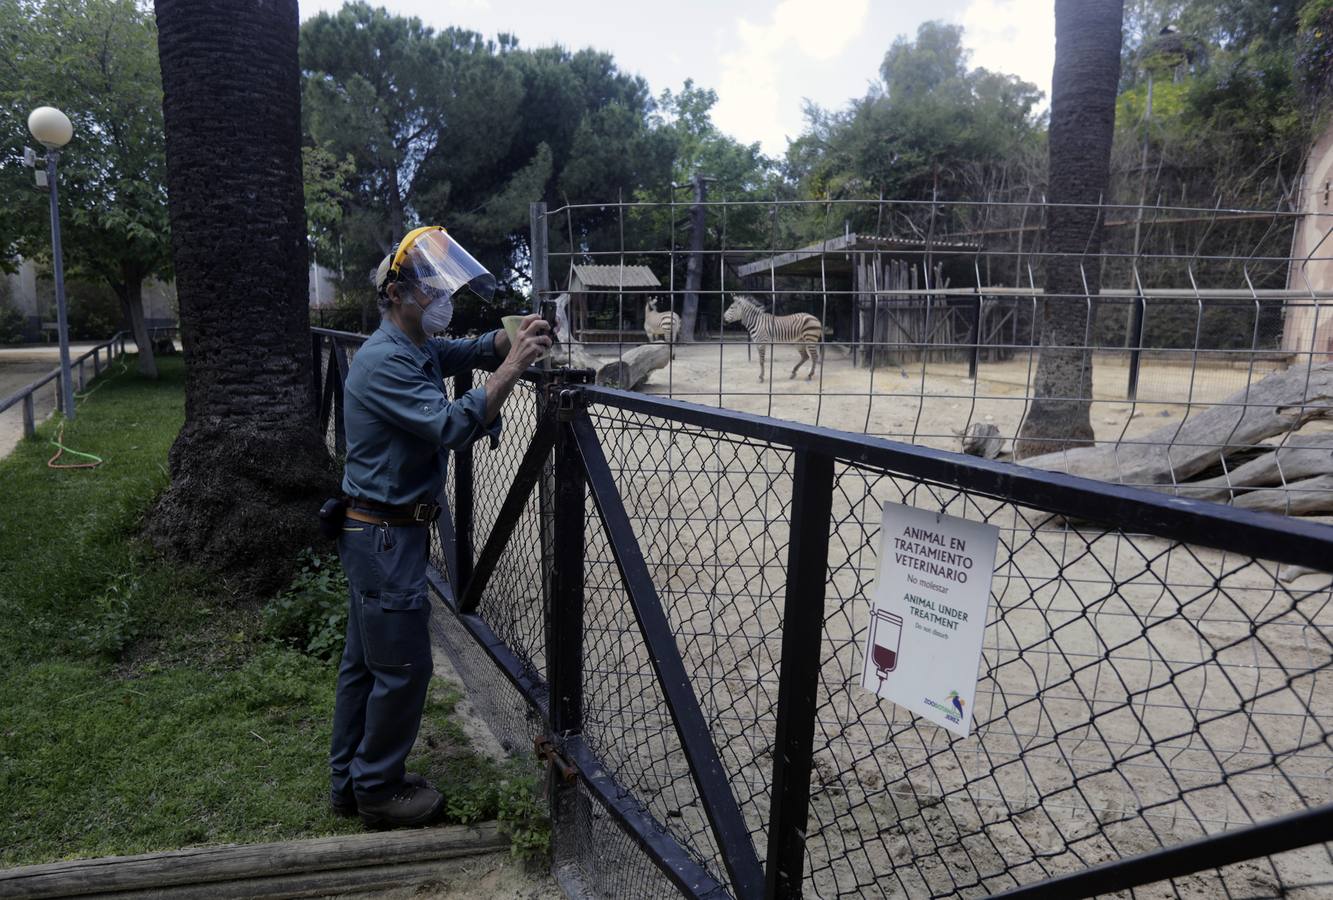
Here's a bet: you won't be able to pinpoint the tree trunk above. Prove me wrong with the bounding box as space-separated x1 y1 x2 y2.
679 174 705 342
1013 0 1124 459
116 260 158 379
594 344 670 390
149 0 336 596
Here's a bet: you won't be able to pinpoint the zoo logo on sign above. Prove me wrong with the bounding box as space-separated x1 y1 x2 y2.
922 690 966 726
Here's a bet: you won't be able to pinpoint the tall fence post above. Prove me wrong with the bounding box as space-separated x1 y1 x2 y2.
530 202 549 315
331 342 348 457
549 395 585 735
764 449 836 899
453 370 476 594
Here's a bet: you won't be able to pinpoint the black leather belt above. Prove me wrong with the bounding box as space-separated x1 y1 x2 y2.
347 497 441 526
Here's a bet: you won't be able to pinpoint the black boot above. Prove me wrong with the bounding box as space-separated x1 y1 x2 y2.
330 771 429 818
356 778 443 828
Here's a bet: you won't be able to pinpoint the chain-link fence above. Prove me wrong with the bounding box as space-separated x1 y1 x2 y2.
310 187 1333 900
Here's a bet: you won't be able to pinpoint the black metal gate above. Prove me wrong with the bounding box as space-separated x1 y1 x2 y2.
312 328 1333 899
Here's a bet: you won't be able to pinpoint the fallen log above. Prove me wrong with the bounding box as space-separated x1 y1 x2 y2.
595 343 670 390
1023 363 1333 485
1231 474 1333 516
1172 434 1333 502
1279 516 1333 581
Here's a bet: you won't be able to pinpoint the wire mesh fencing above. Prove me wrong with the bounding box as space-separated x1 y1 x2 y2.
561 396 1333 898
533 197 1333 515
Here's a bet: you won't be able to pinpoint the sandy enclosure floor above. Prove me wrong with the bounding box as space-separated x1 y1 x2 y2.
445 348 1333 898
574 340 1303 454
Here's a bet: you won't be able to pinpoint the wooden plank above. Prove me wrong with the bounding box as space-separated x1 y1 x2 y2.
89 858 496 899
0 823 505 899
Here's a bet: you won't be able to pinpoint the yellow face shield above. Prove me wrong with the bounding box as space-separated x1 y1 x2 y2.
386 226 497 303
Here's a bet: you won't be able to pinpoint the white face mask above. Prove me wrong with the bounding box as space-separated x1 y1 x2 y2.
409 290 453 335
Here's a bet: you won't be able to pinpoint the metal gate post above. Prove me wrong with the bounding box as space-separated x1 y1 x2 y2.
764 449 836 899
530 202 549 315
453 370 476 593
549 388 586 735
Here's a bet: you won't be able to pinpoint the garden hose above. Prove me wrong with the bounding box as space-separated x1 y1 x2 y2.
47 354 130 470
48 422 103 470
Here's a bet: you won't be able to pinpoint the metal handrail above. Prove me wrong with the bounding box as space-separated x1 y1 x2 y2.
0 331 137 435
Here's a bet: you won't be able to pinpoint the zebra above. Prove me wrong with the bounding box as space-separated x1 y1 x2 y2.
643 297 681 358
722 294 822 382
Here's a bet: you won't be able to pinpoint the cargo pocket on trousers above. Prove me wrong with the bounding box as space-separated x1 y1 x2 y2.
360 593 431 670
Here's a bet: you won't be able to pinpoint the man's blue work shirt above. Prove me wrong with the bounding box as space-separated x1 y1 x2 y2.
342 319 504 505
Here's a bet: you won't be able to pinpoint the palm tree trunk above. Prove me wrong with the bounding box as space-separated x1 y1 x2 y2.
1014 0 1124 459
149 0 335 595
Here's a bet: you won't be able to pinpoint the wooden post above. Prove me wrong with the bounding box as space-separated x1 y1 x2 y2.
22 393 34 438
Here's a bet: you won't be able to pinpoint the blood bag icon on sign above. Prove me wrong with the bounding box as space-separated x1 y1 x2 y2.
867 609 904 692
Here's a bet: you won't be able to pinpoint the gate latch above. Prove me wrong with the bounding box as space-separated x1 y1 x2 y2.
533 735 577 784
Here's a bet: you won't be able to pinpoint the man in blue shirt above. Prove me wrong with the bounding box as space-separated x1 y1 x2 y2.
330 228 551 827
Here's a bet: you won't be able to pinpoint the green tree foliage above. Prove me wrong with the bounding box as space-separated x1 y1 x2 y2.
783 22 1043 236
299 3 676 330
0 0 167 369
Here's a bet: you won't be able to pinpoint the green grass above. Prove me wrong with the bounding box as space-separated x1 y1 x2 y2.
0 357 540 867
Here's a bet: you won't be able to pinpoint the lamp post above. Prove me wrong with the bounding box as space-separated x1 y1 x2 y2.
27 106 76 421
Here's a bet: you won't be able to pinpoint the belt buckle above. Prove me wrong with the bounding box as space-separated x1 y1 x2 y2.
412 502 428 523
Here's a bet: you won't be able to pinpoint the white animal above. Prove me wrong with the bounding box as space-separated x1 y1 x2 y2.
722 294 823 382
643 298 681 356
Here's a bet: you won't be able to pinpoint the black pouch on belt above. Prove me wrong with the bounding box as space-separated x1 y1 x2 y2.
318 497 347 539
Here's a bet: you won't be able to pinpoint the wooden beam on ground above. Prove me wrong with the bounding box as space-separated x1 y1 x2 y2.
1021 363 1333 483
595 343 670 390
0 823 506 900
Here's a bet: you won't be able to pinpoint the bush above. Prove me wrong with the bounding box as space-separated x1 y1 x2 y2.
261 549 348 661
0 303 26 345
66 282 123 341
73 571 143 660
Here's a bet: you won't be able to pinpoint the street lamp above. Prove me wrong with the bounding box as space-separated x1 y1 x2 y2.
26 106 76 421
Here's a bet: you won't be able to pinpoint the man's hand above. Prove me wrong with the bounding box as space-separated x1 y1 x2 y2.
500 314 552 373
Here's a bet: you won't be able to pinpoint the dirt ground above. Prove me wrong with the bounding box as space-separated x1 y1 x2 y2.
594 340 1300 455
475 343 1333 897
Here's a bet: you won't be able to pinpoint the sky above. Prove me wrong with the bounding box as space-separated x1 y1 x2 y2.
297 0 1055 158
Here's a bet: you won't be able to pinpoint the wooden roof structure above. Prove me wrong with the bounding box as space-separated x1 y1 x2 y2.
735 233 979 280
569 264 661 290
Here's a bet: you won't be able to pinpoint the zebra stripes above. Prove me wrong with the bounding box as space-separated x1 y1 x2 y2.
722 294 823 382
643 297 681 344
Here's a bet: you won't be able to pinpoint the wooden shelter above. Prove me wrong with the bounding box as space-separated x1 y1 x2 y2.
735 233 994 369
566 264 662 343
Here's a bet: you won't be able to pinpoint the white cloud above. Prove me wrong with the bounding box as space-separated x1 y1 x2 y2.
712 0 870 156
958 0 1054 103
